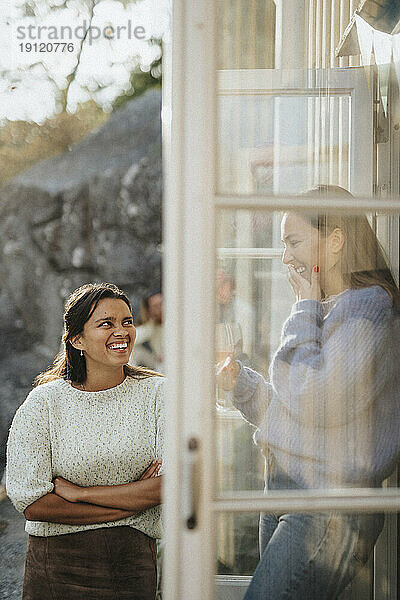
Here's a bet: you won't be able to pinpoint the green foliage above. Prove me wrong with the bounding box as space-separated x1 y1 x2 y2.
112 40 162 111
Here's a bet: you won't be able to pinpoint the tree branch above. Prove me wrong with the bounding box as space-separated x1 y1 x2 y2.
61 0 98 112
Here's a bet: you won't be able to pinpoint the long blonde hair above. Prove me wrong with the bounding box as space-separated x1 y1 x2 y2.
300 185 400 311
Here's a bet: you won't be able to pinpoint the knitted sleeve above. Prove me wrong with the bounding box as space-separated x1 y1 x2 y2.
233 363 272 427
6 388 54 513
271 286 395 426
154 378 166 473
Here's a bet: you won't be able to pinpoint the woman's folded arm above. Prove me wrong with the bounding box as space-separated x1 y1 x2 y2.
53 475 163 511
23 492 135 525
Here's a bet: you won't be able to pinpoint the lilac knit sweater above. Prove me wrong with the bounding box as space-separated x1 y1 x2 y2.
233 285 400 488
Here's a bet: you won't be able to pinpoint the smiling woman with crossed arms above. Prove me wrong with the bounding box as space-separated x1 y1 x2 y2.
7 282 165 600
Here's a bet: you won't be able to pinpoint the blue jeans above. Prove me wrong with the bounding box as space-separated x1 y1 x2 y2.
244 463 384 599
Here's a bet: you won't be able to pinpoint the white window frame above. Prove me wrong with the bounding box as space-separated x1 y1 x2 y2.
217 67 374 196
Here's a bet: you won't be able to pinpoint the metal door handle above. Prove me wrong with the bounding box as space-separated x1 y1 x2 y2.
183 437 199 530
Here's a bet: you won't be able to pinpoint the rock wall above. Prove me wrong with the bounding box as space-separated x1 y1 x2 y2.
0 88 162 471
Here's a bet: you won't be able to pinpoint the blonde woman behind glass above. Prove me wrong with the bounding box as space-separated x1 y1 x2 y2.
219 187 400 599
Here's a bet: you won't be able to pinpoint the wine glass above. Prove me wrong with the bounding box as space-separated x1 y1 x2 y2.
215 322 243 413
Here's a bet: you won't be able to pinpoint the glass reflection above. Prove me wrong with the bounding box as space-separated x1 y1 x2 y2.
217 93 351 196
215 187 400 596
216 511 399 598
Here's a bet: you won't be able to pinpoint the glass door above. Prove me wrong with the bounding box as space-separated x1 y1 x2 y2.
163 1 400 599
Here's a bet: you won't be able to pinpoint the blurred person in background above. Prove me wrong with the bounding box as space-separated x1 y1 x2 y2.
216 269 255 363
130 290 164 373
0 464 6 502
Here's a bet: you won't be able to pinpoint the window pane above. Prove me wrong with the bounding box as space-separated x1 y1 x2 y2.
215 207 400 495
217 0 276 70
215 2 383 198
217 92 351 195
215 510 398 600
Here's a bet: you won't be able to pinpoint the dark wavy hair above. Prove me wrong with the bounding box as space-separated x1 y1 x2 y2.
34 282 160 386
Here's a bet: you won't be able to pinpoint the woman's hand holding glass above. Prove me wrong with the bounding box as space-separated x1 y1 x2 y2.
215 355 241 391
215 322 243 411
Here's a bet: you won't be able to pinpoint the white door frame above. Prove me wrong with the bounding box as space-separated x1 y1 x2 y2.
163 2 400 599
162 1 217 599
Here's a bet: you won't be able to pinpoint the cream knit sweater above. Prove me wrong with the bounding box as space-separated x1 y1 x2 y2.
6 375 165 538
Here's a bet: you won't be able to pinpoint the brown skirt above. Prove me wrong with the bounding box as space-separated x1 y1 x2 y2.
22 527 157 600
